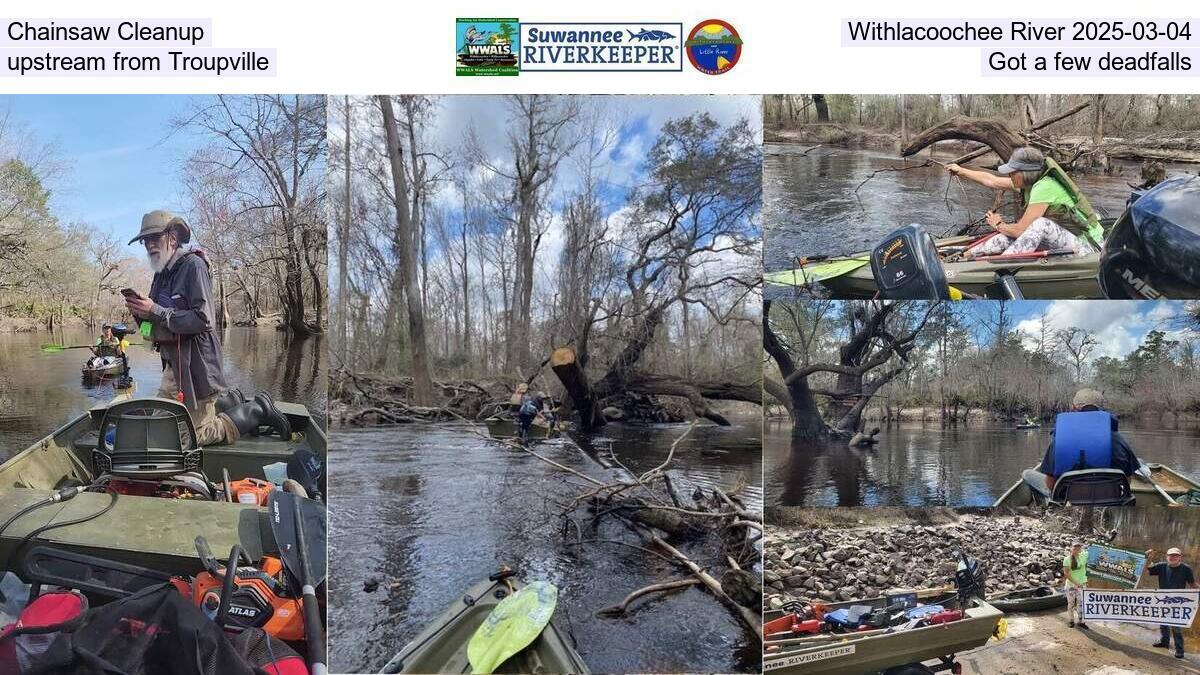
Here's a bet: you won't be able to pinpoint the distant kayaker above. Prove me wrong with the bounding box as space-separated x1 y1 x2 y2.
1021 389 1142 498
87 323 127 367
1145 546 1197 659
946 147 1103 259
1062 542 1088 629
125 210 290 445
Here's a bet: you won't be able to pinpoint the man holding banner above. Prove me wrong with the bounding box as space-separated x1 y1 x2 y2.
1146 547 1197 659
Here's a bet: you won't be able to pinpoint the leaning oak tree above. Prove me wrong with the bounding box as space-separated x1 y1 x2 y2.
764 299 940 440
552 112 762 430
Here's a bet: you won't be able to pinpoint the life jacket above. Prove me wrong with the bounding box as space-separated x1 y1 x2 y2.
519 398 539 418
95 339 118 357
1052 410 1114 475
1025 158 1105 247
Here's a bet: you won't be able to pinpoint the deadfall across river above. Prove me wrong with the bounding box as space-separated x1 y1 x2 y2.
325 94 765 672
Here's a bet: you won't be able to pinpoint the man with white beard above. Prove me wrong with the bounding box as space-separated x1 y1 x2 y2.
124 210 290 445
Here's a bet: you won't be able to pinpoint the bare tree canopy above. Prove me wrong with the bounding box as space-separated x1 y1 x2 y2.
329 95 763 426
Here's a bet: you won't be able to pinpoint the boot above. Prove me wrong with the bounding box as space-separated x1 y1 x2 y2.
223 392 292 439
215 388 245 414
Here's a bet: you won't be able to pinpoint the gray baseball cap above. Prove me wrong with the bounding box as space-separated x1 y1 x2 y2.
1072 388 1106 409
997 147 1045 175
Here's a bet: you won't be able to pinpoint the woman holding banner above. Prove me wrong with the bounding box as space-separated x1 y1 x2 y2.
1063 542 1089 629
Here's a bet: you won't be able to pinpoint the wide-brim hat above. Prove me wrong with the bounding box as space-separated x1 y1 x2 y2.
129 210 191 245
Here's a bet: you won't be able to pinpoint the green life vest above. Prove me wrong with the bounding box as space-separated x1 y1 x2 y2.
1024 158 1105 248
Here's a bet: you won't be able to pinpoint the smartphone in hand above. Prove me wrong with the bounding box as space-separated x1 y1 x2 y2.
120 288 139 298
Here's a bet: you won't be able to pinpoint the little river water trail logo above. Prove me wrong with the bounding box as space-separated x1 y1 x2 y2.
685 19 741 75
456 18 518 76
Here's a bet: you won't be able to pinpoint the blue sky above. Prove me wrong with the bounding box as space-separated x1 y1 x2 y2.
0 95 204 237
971 300 1182 360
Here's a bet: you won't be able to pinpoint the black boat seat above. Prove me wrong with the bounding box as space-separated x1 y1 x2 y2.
1052 469 1135 506
73 430 100 453
92 398 203 480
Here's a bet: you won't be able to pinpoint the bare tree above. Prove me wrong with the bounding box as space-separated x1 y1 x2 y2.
378 95 435 405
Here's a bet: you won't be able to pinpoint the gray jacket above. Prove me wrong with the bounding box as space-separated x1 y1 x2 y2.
145 248 228 404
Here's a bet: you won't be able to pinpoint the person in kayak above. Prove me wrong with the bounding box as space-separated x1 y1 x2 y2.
87 323 127 368
1145 546 1197 659
946 147 1104 259
124 210 290 446
1021 389 1142 497
1062 542 1089 629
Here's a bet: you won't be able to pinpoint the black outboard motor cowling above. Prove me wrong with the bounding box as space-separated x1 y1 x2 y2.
954 553 987 602
870 224 951 299
1100 175 1200 299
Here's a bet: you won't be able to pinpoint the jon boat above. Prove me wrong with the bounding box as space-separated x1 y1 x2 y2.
765 232 1107 300
484 416 560 440
763 590 1003 674
0 393 326 623
382 573 590 674
986 586 1065 613
993 463 1200 507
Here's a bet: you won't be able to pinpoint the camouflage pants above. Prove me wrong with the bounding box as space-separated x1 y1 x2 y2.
158 365 237 446
968 217 1097 258
1066 585 1083 623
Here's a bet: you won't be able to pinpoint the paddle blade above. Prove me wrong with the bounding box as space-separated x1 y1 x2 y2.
467 581 558 674
40 343 66 352
765 258 870 286
267 491 328 587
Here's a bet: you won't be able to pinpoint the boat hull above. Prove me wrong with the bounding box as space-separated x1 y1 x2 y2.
764 593 1002 674
767 233 1106 299
987 586 1065 613
81 358 126 379
993 463 1199 508
484 417 559 440
383 576 589 674
0 396 326 577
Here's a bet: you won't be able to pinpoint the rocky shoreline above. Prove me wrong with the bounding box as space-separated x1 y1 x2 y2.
765 511 1088 610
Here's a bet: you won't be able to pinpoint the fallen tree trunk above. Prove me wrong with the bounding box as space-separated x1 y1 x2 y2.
901 116 1027 161
550 347 604 430
624 372 761 426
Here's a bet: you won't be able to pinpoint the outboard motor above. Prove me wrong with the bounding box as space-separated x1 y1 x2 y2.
870 224 951 299
954 553 986 603
1100 175 1200 299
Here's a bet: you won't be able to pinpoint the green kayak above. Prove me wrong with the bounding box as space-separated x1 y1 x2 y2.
383 573 590 674
766 233 1105 299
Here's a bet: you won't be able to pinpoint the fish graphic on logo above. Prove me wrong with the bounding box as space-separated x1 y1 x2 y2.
685 19 742 75
1158 595 1191 604
627 28 675 42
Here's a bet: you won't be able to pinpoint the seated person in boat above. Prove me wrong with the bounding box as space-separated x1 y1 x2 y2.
1021 388 1141 497
124 210 290 446
87 323 128 367
946 147 1104 259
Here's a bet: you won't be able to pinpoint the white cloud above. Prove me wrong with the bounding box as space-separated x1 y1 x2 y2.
1013 300 1168 360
